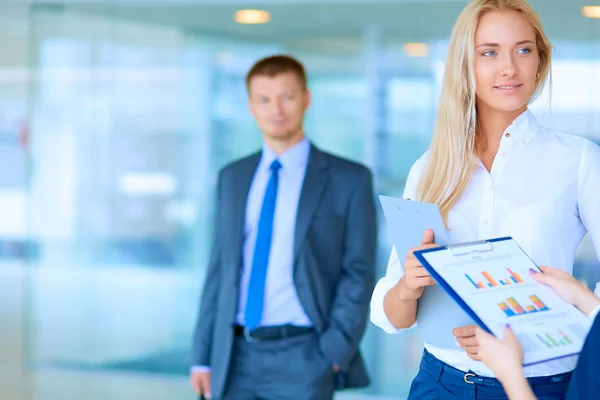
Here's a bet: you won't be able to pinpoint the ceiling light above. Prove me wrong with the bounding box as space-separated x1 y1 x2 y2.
217 51 235 65
234 9 271 25
581 6 600 18
404 42 429 57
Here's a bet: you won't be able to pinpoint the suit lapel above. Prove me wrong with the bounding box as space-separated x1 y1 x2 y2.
230 152 261 283
294 144 328 259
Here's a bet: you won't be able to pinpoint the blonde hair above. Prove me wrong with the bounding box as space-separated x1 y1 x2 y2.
416 0 552 224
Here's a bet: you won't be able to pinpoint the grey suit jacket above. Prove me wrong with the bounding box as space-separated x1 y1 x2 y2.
191 143 377 398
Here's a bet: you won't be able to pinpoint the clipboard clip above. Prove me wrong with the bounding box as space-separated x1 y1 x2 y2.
448 240 494 257
397 199 421 212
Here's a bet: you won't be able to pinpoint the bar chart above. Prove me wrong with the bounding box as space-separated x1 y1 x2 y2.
498 295 550 317
466 268 524 289
517 329 574 352
535 330 573 348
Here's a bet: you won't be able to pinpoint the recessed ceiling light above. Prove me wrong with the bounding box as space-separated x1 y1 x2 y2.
581 6 600 18
217 51 235 65
404 42 429 57
234 9 271 24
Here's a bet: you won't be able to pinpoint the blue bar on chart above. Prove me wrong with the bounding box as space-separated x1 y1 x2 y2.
466 268 525 290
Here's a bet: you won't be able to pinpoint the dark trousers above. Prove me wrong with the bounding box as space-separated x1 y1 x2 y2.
220 331 335 400
407 349 572 400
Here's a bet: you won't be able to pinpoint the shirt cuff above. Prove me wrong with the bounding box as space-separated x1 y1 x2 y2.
191 365 211 373
588 304 600 322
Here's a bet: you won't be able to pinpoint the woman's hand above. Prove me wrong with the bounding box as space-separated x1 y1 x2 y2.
531 266 600 316
395 229 439 301
453 324 481 361
475 325 524 383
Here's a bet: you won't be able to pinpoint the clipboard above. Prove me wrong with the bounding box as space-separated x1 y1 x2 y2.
378 195 449 263
415 238 521 335
413 237 592 366
379 195 474 348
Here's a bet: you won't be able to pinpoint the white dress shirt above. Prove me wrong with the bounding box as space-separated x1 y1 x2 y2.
192 139 313 373
236 138 313 327
370 109 600 378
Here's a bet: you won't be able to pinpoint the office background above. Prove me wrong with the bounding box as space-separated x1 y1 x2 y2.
0 0 599 399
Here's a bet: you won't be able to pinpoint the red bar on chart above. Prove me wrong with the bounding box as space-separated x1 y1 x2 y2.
508 268 524 283
482 271 499 287
507 297 526 314
499 302 516 317
529 295 549 311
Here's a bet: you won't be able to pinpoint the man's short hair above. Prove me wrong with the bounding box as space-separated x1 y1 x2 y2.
245 54 307 91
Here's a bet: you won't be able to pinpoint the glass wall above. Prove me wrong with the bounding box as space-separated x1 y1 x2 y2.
0 1 596 399
0 4 31 392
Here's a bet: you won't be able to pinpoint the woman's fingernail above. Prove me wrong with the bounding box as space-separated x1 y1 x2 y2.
529 268 538 274
505 323 511 329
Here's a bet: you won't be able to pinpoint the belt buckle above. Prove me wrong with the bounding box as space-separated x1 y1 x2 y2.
243 327 257 343
464 372 476 384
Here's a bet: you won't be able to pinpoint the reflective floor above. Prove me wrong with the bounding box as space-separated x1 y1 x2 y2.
0 263 400 400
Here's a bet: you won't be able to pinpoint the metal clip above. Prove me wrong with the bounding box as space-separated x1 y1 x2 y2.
448 240 493 256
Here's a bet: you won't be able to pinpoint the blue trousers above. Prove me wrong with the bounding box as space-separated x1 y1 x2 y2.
407 349 572 400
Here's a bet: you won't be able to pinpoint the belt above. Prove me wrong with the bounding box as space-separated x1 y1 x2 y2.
233 324 314 341
422 349 572 387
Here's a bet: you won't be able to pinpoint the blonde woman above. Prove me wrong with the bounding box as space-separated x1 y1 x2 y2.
370 0 600 399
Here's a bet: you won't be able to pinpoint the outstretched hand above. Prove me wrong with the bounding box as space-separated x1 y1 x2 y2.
531 266 600 316
475 325 524 384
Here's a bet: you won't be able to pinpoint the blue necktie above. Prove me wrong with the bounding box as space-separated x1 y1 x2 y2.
244 159 282 330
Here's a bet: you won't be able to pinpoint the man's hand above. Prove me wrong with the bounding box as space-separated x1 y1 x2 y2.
190 371 211 399
476 325 524 384
453 324 481 361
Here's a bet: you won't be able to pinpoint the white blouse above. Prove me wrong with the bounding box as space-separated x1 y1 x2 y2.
370 109 600 377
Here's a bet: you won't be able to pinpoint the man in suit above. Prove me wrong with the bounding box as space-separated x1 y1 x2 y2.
189 54 377 400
